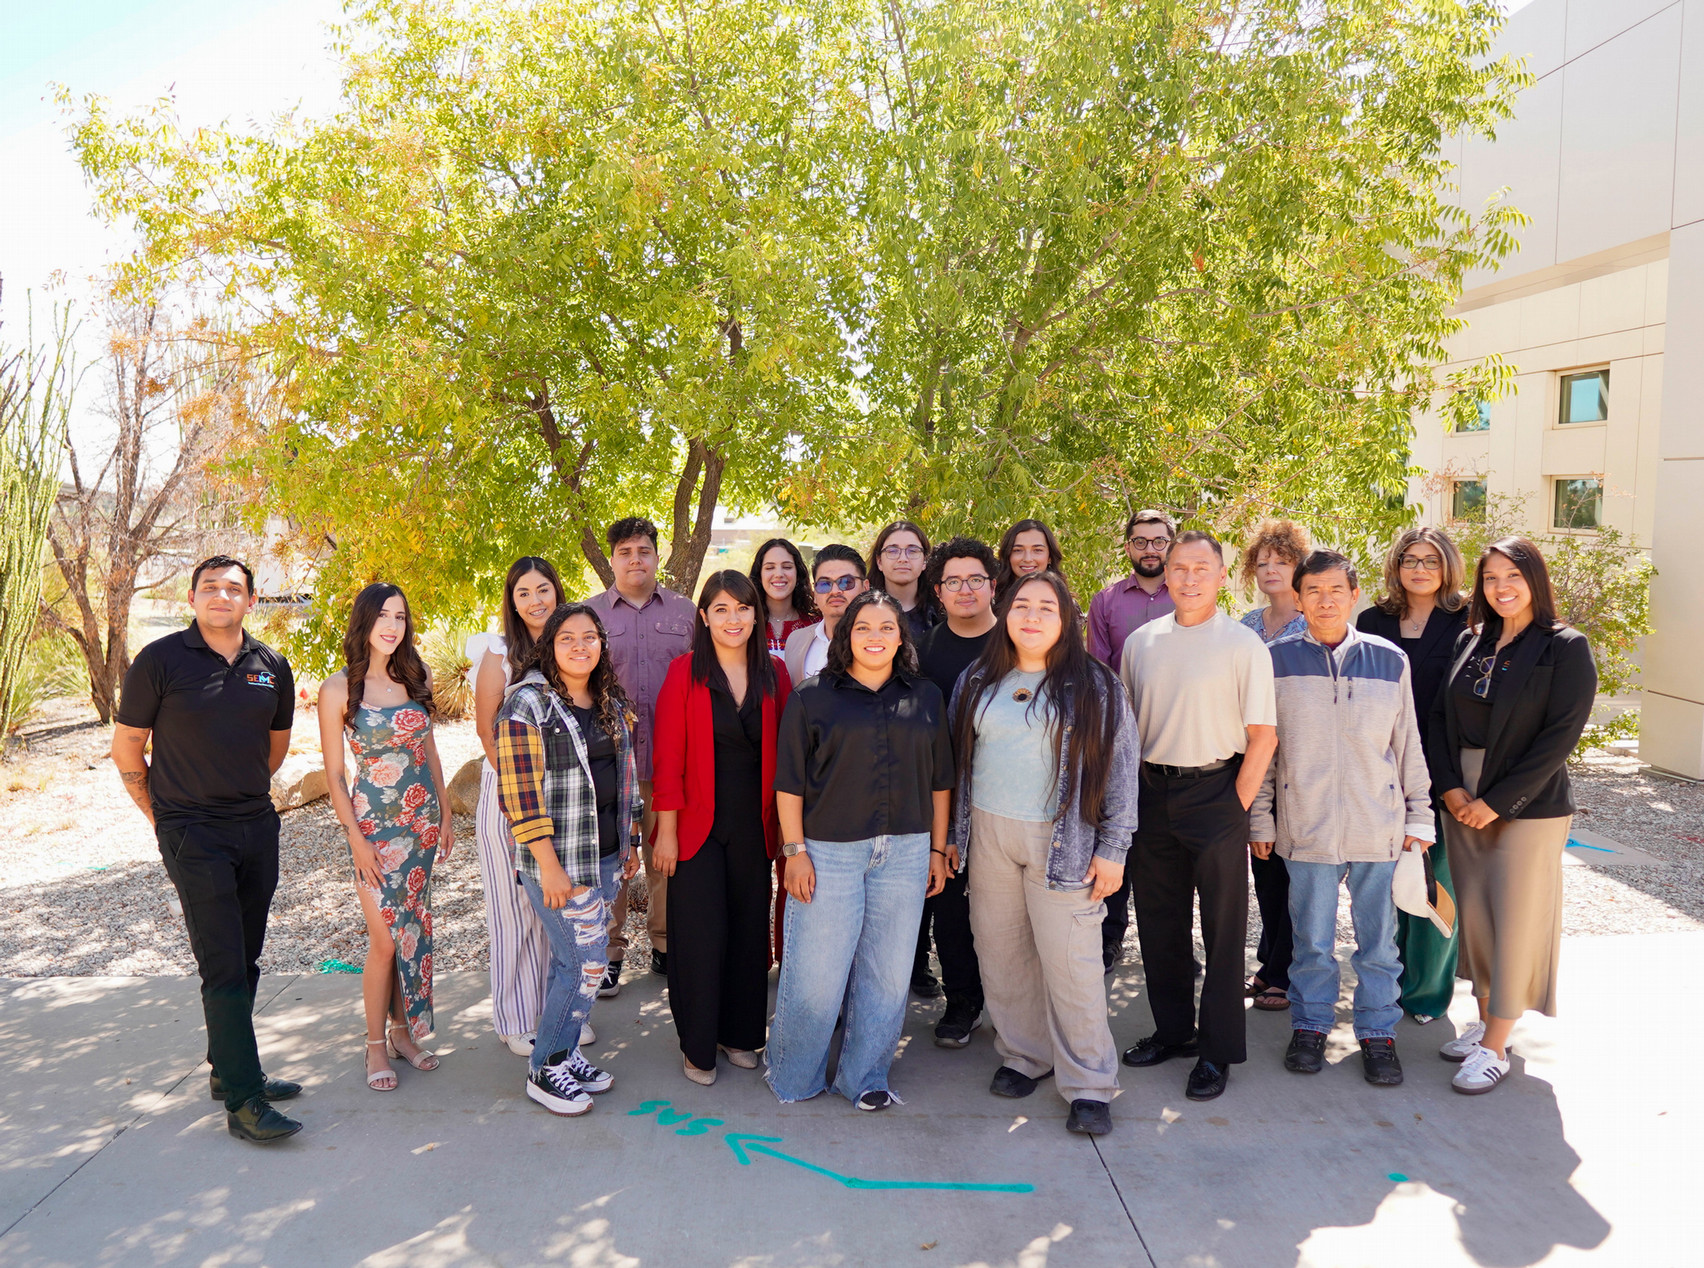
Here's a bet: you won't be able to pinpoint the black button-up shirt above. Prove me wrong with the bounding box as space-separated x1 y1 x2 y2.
774 669 955 843
115 623 295 826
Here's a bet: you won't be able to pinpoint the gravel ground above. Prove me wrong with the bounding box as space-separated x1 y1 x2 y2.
2 697 1699 978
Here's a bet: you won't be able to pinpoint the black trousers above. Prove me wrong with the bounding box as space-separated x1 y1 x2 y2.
1131 762 1249 1065
1101 859 1134 967
666 832 772 1070
912 871 984 1010
154 812 281 1110
1250 852 1293 990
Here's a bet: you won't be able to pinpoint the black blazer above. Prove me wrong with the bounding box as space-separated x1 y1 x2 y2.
1355 603 1469 749
1425 623 1597 820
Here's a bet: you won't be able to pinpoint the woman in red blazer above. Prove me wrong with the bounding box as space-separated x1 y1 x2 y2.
651 570 792 1085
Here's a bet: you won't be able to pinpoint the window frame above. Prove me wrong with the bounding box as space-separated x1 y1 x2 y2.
1455 400 1492 434
1449 478 1487 522
1551 476 1603 532
1556 368 1610 427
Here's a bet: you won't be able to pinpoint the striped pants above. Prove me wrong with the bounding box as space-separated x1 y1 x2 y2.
475 764 549 1038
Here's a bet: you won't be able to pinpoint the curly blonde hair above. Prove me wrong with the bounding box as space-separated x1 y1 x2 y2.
1238 519 1311 591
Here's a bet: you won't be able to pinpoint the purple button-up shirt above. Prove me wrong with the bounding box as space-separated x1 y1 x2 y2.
587 584 697 780
1088 575 1174 669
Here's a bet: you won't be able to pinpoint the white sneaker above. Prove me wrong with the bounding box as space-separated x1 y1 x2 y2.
1451 1044 1511 1095
526 1062 593 1116
579 1021 596 1046
1438 1021 1486 1062
504 1032 537 1058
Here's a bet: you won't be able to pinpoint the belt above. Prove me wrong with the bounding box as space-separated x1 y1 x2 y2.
1143 756 1237 779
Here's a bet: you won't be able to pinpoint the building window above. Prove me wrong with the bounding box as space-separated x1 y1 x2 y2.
1558 370 1608 425
1451 479 1486 520
1456 400 1491 433
1553 478 1602 530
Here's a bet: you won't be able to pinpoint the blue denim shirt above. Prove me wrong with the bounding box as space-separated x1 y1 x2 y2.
948 662 1139 889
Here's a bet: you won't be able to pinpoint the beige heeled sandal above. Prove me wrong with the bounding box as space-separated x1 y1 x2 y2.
683 1055 717 1086
365 1038 397 1091
718 1045 759 1070
387 1024 440 1072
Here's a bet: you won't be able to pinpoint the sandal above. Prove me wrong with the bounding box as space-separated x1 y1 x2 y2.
1244 976 1267 998
1251 985 1289 1011
388 1024 441 1071
365 1038 397 1091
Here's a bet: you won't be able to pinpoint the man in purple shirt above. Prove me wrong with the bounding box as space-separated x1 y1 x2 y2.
1087 509 1176 669
588 516 697 984
1088 508 1176 972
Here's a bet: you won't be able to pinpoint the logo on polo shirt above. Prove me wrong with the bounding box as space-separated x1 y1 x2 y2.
247 671 277 689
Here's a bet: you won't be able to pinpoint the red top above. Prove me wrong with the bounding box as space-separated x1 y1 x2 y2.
766 614 819 654
650 652 793 861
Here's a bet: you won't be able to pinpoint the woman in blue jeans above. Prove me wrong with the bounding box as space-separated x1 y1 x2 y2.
496 603 642 1117
768 590 954 1111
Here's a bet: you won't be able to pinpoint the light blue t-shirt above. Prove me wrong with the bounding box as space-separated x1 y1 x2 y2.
971 669 1059 822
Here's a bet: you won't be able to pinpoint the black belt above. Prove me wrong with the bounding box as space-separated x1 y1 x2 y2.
1143 756 1237 779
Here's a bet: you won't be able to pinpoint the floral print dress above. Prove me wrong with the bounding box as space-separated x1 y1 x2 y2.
348 700 440 1040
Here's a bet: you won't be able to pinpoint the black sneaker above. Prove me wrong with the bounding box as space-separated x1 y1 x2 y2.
526 1062 593 1116
1066 1099 1112 1136
933 999 983 1049
1284 1029 1328 1074
910 969 941 1000
226 1096 303 1143
209 1072 302 1102
1359 1037 1404 1086
856 1089 894 1112
598 961 623 998
650 949 668 975
989 1065 1051 1098
565 1049 614 1093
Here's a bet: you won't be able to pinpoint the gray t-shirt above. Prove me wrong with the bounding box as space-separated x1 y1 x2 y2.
970 670 1058 822
1119 611 1276 767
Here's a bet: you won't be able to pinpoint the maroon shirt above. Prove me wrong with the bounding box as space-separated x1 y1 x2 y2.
1087 575 1175 668
587 584 697 780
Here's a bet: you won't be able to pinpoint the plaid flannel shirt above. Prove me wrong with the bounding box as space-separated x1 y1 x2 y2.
494 671 642 889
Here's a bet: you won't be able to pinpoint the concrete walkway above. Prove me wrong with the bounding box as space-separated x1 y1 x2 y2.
0 933 1696 1267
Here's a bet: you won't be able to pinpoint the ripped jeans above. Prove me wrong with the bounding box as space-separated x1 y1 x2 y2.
520 852 619 1075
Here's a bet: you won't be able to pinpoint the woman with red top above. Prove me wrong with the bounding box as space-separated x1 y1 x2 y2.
750 538 820 656
652 570 793 1085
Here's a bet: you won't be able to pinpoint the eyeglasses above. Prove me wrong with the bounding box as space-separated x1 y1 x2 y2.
939 575 990 592
1127 535 1172 550
880 545 925 561
814 576 863 593
1471 652 1501 699
1399 555 1444 572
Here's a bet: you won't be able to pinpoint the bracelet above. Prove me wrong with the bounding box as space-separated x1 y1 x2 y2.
930 848 947 857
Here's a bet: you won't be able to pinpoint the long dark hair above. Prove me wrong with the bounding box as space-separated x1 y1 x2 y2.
692 571 778 698
953 572 1120 826
823 590 919 679
529 603 634 739
1468 536 1562 634
747 538 818 622
501 555 566 679
342 582 437 729
994 519 1065 596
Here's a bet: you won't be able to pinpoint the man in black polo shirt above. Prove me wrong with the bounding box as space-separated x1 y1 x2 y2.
112 555 304 1143
913 536 1000 1048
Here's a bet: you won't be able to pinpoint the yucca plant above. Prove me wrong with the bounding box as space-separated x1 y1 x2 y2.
418 623 478 721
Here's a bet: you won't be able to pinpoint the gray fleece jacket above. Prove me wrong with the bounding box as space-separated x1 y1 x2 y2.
1249 625 1434 864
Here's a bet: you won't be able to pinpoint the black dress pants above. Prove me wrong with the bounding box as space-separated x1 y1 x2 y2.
913 872 984 1010
1250 852 1293 990
666 832 772 1070
1131 762 1249 1065
1101 860 1134 968
154 812 281 1110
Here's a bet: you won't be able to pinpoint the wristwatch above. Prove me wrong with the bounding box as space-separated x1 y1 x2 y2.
781 841 808 858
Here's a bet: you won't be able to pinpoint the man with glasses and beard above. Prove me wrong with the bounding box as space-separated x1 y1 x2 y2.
1088 510 1177 669
783 545 868 687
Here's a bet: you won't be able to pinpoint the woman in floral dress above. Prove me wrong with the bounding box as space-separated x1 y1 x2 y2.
319 583 455 1091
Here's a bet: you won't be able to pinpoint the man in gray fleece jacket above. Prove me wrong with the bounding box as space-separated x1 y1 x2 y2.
1249 550 1434 1087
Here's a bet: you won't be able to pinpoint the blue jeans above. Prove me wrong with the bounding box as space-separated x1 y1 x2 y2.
766 833 931 1103
520 852 622 1075
1285 858 1402 1041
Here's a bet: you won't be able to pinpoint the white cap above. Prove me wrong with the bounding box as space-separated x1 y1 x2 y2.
1392 847 1455 938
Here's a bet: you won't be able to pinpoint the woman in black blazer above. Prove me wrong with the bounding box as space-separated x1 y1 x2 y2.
1356 527 1470 1022
1425 537 1596 1097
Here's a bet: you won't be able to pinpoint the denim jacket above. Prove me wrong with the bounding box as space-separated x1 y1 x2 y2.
948 662 1139 890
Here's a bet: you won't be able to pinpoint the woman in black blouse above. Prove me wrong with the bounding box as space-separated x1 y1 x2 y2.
767 591 954 1111
1356 526 1469 1021
1426 537 1596 1096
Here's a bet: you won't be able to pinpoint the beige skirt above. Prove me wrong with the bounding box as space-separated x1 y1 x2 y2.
1441 748 1571 1018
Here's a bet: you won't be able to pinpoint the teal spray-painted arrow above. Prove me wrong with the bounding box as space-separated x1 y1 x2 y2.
724 1133 1034 1194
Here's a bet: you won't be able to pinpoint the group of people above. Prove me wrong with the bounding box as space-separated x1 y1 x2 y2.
110 507 1596 1144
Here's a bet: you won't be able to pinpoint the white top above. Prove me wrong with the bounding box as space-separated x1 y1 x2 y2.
1119 611 1276 767
802 622 831 679
470 631 511 775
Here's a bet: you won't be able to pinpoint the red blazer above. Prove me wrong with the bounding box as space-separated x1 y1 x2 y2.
650 652 792 861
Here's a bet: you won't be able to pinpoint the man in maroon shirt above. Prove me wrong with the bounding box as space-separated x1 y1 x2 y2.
1087 509 1176 669
588 517 697 985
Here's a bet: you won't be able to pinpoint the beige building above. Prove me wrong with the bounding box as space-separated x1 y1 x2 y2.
1411 0 1704 778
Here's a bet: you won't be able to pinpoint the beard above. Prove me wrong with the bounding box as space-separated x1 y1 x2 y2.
1133 557 1165 578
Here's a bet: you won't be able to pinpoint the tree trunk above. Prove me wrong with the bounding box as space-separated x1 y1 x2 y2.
661 436 724 597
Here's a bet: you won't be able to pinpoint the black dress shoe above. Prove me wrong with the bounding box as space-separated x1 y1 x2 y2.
1360 1038 1404 1086
1121 1034 1199 1068
1284 1030 1327 1074
989 1065 1051 1098
1185 1059 1228 1101
650 949 668 975
209 1073 302 1102
226 1096 303 1143
910 970 941 1000
1065 1099 1113 1136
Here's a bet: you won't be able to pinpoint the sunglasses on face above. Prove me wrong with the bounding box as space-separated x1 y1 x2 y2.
940 575 990 592
813 576 862 594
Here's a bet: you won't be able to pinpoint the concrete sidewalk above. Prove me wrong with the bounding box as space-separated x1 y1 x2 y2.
0 933 1696 1267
